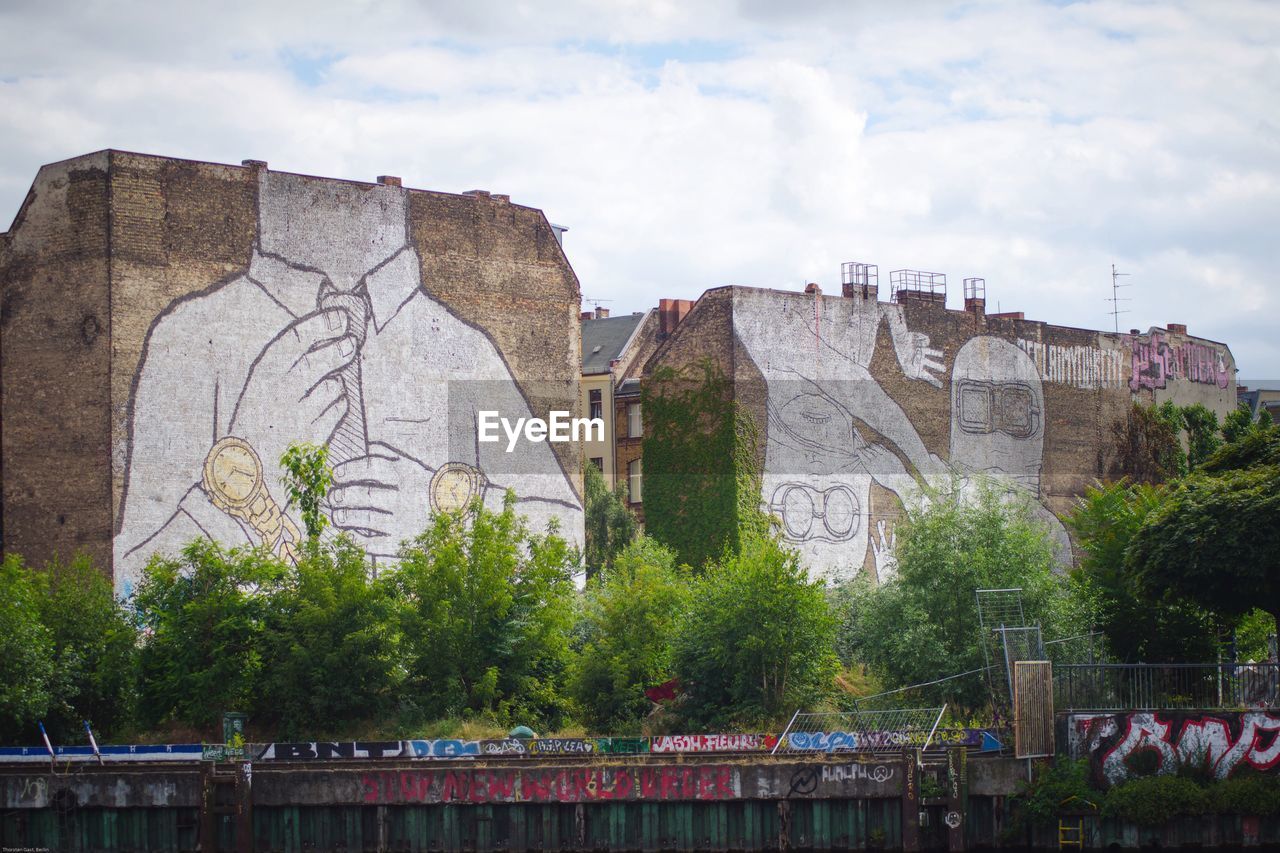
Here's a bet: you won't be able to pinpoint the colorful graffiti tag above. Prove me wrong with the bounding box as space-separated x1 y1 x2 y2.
1127 331 1230 392
650 734 776 753
359 766 740 805
252 730 996 762
1068 712 1280 785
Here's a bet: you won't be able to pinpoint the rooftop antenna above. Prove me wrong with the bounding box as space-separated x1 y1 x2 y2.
1107 263 1131 333
582 295 614 311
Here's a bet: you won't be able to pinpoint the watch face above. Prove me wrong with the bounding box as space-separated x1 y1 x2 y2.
205 438 264 508
430 462 485 513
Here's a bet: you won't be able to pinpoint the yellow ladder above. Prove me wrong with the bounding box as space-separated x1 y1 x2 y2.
1058 816 1084 849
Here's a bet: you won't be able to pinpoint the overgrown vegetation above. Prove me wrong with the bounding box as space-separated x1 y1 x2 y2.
1012 760 1280 831
1074 408 1279 662
840 478 1086 711
642 361 761 569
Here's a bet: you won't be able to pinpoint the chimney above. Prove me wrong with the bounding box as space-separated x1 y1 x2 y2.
594 307 610 319
658 298 694 338
1167 323 1188 336
580 311 594 322
963 277 985 315
241 159 268 170
463 189 491 198
491 194 510 203
377 175 402 187
804 283 822 295
988 311 1024 320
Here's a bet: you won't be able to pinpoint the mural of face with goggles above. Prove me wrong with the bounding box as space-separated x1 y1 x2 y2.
948 337 1045 494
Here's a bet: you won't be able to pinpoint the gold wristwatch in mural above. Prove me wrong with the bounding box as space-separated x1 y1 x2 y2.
429 462 487 513
202 436 300 559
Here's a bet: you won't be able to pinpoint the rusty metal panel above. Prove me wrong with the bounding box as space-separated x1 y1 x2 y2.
1014 660 1055 758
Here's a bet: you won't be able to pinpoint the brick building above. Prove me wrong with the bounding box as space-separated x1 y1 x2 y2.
0 151 585 593
643 266 1237 581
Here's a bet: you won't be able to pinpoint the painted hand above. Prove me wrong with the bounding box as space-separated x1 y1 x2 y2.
325 444 433 558
229 309 356 467
871 519 897 583
901 332 945 388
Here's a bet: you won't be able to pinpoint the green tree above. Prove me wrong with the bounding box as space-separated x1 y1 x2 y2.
257 537 402 739
583 460 637 580
280 441 334 541
673 533 838 728
134 540 286 733
571 536 689 731
1067 481 1218 662
643 362 761 569
1110 401 1186 483
843 480 1082 710
0 555 54 743
1181 403 1222 468
37 555 139 742
393 492 576 728
1128 427 1280 627
1221 402 1267 444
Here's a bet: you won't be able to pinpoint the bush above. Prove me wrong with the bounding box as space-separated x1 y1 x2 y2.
257 537 402 739
673 533 838 728
134 540 286 733
844 479 1083 710
1012 760 1100 828
393 492 576 729
0 555 54 742
37 555 139 743
1103 775 1206 825
571 537 689 731
1205 773 1280 816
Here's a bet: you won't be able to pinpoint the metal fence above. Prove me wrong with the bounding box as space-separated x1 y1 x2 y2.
1055 663 1280 711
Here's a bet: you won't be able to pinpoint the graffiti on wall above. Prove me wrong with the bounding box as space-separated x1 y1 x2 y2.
1068 712 1280 785
113 170 580 594
1015 340 1128 389
359 766 740 804
650 734 777 753
1126 331 1230 392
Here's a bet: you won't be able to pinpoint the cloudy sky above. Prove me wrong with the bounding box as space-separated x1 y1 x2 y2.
2 0 1277 378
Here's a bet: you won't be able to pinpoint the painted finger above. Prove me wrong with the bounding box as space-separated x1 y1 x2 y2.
292 333 358 381
331 452 401 485
331 506 393 533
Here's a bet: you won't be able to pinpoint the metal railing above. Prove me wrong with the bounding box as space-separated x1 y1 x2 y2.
1054 663 1280 711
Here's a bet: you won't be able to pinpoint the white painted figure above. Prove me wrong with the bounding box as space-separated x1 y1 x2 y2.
114 171 580 594
734 289 948 582
948 337 1072 564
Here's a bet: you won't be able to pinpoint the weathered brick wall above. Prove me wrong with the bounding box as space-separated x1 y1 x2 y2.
1 154 113 569
2 152 583 590
648 284 1236 581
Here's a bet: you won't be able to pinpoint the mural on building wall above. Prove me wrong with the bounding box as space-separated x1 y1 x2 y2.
729 293 1230 581
113 171 580 594
733 290 949 582
949 337 1071 563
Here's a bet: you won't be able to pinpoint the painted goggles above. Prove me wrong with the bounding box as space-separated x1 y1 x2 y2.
767 483 861 543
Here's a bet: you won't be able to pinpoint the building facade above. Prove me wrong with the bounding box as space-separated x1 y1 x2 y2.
0 151 585 593
643 270 1237 582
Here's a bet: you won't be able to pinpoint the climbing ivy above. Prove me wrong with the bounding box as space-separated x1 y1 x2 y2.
641 361 766 569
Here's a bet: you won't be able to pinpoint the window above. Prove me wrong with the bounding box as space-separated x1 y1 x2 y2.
627 402 642 438
589 457 604 472
588 389 603 421
627 458 643 503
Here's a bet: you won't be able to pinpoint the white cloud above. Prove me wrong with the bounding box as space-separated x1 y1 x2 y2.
1 0 1277 377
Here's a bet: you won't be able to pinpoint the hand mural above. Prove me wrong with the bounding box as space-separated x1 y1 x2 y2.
229 310 356 469
326 444 435 558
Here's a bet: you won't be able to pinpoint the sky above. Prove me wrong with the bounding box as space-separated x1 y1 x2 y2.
2 0 1277 379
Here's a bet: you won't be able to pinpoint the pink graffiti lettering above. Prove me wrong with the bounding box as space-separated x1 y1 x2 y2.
1128 332 1229 392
